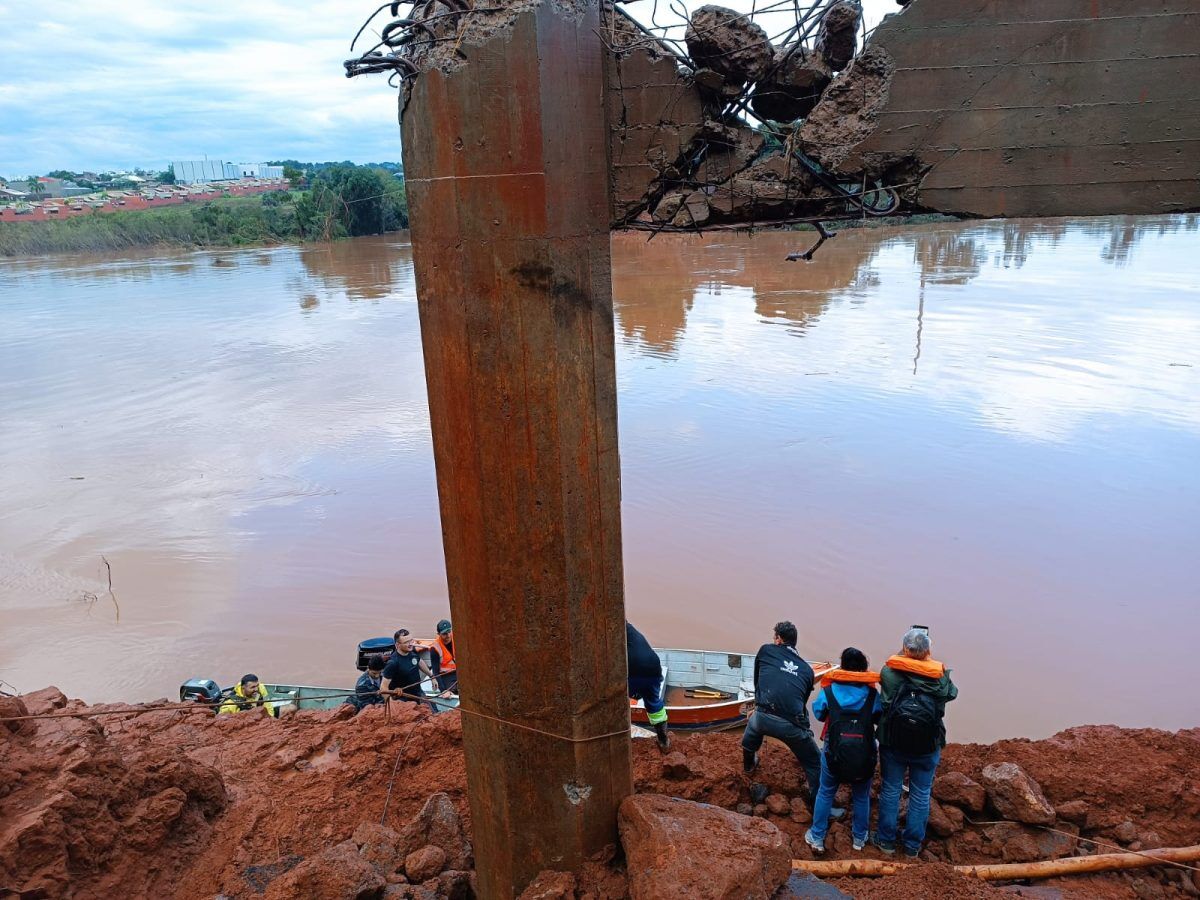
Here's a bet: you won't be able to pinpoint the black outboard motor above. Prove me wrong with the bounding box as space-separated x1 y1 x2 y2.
180 678 222 704
356 637 394 671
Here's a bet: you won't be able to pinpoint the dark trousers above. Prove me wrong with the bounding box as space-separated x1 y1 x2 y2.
741 710 822 802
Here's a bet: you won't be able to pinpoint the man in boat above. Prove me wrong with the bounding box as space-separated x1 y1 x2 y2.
381 628 437 711
741 621 823 805
804 647 882 854
345 654 387 713
626 621 671 751
432 618 458 694
218 674 278 717
873 628 958 859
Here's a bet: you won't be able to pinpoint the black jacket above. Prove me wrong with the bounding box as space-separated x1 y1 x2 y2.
626 623 662 680
752 643 815 729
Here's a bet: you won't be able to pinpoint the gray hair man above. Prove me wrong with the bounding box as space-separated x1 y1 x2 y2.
873 627 958 858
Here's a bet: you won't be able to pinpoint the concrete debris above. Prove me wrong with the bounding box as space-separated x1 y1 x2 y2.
795 45 897 175
751 48 832 123
814 1 862 71
685 6 774 85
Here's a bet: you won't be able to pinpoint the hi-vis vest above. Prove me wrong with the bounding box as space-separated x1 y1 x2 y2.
435 635 457 673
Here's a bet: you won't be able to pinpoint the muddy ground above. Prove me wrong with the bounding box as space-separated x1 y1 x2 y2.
2 688 1198 899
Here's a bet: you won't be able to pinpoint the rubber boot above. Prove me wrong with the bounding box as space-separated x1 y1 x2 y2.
653 721 671 752
743 749 758 774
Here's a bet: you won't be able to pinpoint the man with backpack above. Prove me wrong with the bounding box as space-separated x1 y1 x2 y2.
804 648 882 854
873 628 958 858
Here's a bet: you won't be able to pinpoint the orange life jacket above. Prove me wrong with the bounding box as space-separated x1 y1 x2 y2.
435 635 457 672
819 669 881 688
884 655 946 679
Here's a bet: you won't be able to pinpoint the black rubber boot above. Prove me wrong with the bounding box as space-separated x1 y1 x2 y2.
653 721 671 752
743 749 758 774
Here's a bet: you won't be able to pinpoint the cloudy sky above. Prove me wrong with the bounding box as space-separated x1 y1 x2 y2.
0 0 894 178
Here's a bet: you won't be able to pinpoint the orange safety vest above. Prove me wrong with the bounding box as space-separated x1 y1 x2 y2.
435 635 457 672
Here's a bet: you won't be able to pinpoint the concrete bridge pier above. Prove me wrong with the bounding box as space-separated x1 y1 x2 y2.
400 2 633 896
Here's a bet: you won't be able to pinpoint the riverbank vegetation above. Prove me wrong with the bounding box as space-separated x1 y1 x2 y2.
0 165 407 257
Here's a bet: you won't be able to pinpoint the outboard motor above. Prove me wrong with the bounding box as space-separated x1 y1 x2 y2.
356 637 394 671
180 678 221 704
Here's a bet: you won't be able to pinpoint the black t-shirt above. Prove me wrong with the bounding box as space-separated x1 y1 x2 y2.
382 650 426 697
753 643 815 727
626 622 662 680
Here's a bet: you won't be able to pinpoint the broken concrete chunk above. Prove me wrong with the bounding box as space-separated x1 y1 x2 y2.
815 0 862 71
685 6 773 85
751 47 832 123
670 191 712 227
796 45 896 175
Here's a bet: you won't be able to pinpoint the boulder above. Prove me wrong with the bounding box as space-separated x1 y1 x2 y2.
1055 799 1089 825
619 794 791 900
932 772 987 814
354 822 405 874
397 793 472 871
403 845 447 883
766 794 791 816
518 870 577 899
1112 820 1139 844
789 797 812 825
796 46 897 175
263 840 387 900
980 763 1056 825
926 800 964 838
814 1 861 71
751 48 831 123
0 695 36 736
19 686 68 717
986 823 1076 863
685 6 774 85
438 870 473 900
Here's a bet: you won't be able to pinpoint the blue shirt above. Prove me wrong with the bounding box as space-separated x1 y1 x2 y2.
812 682 883 721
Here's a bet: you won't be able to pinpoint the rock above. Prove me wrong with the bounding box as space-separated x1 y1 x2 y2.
1055 799 1089 825
814 1 861 71
20 686 68 717
1141 830 1163 849
397 793 472 871
985 823 1076 863
926 800 963 838
685 6 774 85
263 840 387 900
766 794 791 816
403 845 447 883
1112 820 1139 844
662 751 692 779
736 803 754 816
126 787 189 849
932 771 987 814
438 869 474 900
354 822 404 874
619 794 791 900
670 191 711 228
751 48 831 123
0 695 35 736
519 870 577 899
789 797 812 825
980 763 1056 825
796 46 897 175
753 803 769 817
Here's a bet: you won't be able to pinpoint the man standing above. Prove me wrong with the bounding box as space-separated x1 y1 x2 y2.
873 628 958 858
626 621 670 751
432 619 458 694
381 628 436 710
741 622 822 804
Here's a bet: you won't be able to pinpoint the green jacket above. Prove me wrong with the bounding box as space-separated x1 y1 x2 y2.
879 660 957 749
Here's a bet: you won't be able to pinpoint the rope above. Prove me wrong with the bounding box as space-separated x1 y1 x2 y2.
380 719 423 826
964 818 1200 875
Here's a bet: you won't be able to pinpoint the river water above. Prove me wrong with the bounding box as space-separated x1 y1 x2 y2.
1 216 1196 742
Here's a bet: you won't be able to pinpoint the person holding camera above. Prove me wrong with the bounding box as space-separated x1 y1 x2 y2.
873 627 958 858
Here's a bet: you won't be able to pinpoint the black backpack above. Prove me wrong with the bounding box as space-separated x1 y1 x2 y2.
824 686 878 783
885 683 940 755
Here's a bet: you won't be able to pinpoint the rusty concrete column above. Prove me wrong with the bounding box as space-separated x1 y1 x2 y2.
400 1 632 896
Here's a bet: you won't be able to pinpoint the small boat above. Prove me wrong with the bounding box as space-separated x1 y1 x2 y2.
180 640 833 730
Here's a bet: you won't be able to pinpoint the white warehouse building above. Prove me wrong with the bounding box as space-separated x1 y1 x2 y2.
171 161 284 184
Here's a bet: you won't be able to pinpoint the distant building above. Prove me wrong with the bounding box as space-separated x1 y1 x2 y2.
0 186 29 200
35 177 90 198
171 160 284 184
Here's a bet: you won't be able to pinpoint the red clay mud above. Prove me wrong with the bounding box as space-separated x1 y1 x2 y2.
2 691 1198 899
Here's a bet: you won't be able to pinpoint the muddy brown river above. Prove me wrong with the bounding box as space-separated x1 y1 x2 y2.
1 215 1197 742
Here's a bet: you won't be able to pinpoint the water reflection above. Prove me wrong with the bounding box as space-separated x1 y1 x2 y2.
1 217 1197 743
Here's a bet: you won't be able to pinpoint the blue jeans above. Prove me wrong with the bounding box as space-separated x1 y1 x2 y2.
877 746 941 852
809 750 872 843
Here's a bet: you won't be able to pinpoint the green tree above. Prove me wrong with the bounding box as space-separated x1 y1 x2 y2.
282 165 304 189
26 177 45 196
158 168 177 185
